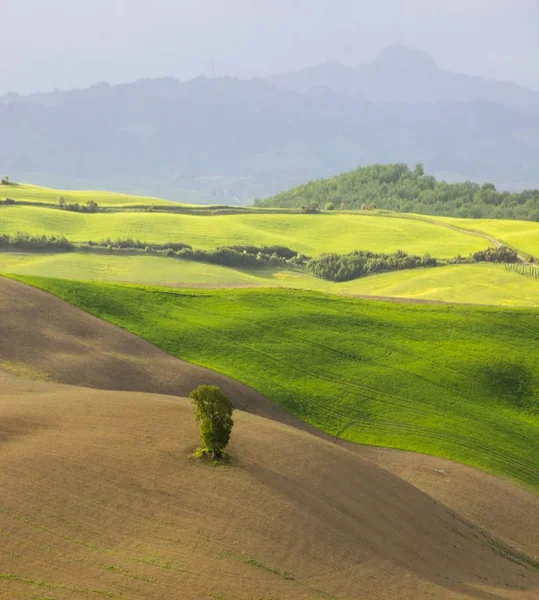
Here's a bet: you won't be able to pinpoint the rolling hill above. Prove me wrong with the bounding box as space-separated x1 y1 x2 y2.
1 253 539 307
1 274 537 557
0 204 490 257
1 276 538 599
0 182 178 207
11 275 539 490
437 216 539 259
4 51 539 200
257 163 539 222
3 371 538 599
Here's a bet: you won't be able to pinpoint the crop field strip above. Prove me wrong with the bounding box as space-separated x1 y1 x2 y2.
0 182 179 207
13 276 539 488
0 204 491 257
1 253 539 306
437 216 539 259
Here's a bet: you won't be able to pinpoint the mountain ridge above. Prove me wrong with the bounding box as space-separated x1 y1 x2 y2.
2 44 539 201
268 43 539 111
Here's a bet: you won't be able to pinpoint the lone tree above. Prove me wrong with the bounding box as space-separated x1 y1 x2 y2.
189 385 234 460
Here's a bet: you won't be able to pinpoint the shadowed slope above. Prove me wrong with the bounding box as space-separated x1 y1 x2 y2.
1 371 538 600
0 276 287 423
1 275 538 562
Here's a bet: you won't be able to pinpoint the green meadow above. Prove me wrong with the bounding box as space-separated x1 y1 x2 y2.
0 183 178 207
0 205 489 257
2 253 539 306
12 275 539 488
438 216 539 258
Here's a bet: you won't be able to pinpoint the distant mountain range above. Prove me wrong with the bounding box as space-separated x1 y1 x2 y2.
2 44 539 203
268 44 539 113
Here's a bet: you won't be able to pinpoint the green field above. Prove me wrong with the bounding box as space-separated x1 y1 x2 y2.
12 275 539 488
438 216 539 258
0 183 179 207
337 263 539 306
2 253 539 306
0 205 489 257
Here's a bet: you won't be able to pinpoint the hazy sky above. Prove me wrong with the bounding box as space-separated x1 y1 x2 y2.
2 0 538 94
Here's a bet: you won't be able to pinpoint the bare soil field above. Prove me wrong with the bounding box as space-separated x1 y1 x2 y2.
1 371 539 600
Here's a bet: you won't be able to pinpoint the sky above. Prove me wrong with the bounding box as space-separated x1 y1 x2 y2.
2 0 538 94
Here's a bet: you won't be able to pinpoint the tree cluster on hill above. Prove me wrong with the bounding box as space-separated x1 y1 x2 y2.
255 164 539 222
306 249 437 282
58 198 99 212
86 238 191 252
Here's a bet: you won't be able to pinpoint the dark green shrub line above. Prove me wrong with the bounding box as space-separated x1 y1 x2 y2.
0 231 525 281
305 246 520 283
256 163 539 222
0 232 74 252
472 247 519 263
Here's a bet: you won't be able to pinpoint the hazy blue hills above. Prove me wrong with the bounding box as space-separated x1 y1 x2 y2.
2 45 539 203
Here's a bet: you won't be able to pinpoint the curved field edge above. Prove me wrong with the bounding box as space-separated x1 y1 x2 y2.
9 274 539 490
1 253 539 306
0 182 180 207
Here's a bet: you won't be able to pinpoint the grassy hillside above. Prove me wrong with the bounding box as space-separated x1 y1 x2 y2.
438 216 539 259
4 373 537 600
0 205 489 257
2 275 538 562
13 275 539 488
256 163 539 221
2 253 539 306
333 263 539 306
0 182 179 207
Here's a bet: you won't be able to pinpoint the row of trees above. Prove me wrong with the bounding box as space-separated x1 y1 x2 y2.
2 231 526 281
0 232 74 251
256 163 539 222
58 198 99 212
0 232 308 271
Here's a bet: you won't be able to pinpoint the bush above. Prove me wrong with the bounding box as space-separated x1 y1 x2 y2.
472 246 519 263
325 201 336 211
301 202 320 214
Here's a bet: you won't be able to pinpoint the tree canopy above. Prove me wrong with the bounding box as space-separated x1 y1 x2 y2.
255 163 539 222
189 385 234 460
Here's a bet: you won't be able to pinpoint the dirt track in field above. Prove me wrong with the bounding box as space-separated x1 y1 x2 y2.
1 275 538 566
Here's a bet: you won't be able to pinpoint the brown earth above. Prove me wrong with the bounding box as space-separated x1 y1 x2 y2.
1 276 538 582
1 371 539 600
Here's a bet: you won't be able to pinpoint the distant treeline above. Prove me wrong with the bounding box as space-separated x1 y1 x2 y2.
0 232 525 281
255 163 539 222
